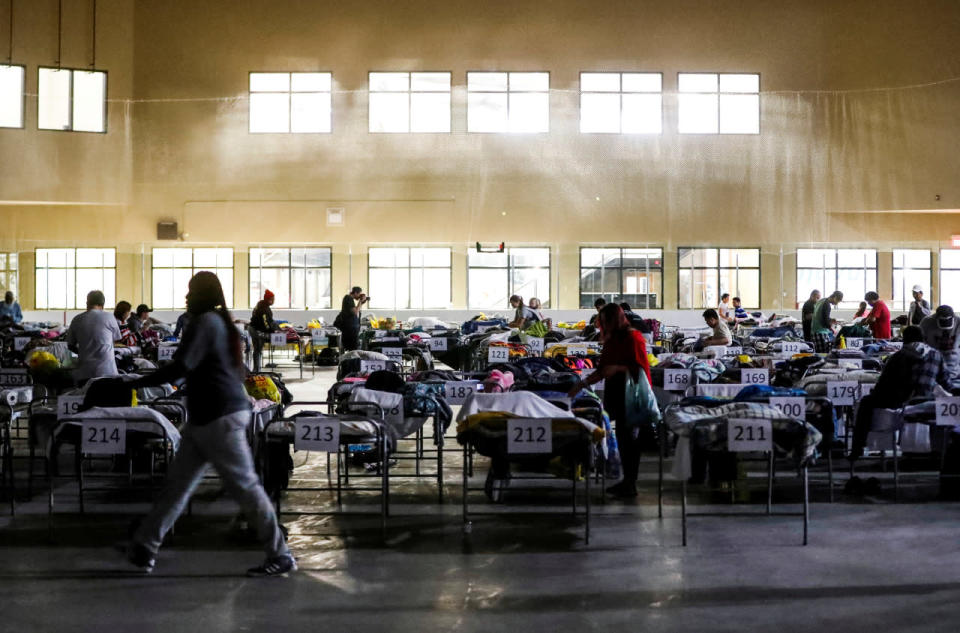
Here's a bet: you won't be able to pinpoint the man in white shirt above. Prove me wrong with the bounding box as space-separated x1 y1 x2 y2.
908 285 932 326
66 290 123 384
717 293 735 325
694 309 732 351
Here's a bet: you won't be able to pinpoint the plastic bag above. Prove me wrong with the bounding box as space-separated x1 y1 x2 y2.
623 369 661 431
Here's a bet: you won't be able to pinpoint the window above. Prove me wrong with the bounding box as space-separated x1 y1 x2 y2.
0 253 17 295
369 72 451 133
249 248 332 309
152 248 234 309
796 249 876 309
941 250 960 309
579 247 663 308
368 248 451 310
893 249 932 311
678 247 760 309
579 72 662 134
468 247 551 310
249 72 332 133
678 73 759 134
0 64 25 128
467 72 549 133
38 67 107 132
35 248 115 309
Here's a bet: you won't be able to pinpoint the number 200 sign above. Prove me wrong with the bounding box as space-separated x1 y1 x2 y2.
294 417 340 452
507 419 552 454
936 397 960 426
727 418 772 452
769 397 805 419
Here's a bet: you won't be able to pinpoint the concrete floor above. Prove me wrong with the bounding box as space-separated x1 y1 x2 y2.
2 360 959 632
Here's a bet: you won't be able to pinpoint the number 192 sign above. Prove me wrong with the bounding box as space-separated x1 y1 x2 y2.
507 419 552 454
294 417 340 452
727 419 772 452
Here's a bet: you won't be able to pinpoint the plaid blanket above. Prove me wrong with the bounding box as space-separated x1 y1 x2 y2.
665 401 822 465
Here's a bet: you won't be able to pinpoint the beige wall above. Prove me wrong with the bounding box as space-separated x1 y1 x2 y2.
2 0 959 310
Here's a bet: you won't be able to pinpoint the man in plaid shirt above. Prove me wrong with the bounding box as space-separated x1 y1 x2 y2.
850 326 951 461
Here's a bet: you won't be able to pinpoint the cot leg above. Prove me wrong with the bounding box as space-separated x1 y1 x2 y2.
681 477 687 547
802 465 810 546
658 422 664 519
462 442 471 535
380 433 387 540
437 422 444 504
585 458 591 545
767 451 774 515
827 440 834 503
336 444 343 509
893 433 899 502
76 448 84 515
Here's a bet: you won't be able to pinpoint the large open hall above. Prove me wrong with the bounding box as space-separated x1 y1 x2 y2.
2 1 960 631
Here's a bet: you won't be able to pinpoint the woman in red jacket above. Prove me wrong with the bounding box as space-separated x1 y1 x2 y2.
572 303 651 498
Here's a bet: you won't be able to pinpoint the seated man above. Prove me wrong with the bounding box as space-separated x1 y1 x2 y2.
508 294 540 329
921 305 960 385
732 296 750 321
717 293 735 325
0 291 23 324
694 309 732 351
850 325 952 461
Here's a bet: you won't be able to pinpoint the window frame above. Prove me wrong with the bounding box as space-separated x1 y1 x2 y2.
578 246 664 309
892 249 932 312
0 252 18 295
247 70 334 134
939 249 960 309
578 71 663 135
467 246 552 310
248 246 333 309
0 63 26 129
366 246 453 311
37 66 108 134
151 247 235 310
796 248 878 309
677 71 760 135
466 70 551 134
677 246 762 309
367 70 452 134
34 247 117 309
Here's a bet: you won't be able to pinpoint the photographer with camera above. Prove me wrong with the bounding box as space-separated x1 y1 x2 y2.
335 286 368 351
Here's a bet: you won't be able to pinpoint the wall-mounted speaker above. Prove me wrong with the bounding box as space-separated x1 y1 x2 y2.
157 221 179 240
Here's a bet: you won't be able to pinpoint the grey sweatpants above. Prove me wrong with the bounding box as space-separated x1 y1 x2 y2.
134 409 288 559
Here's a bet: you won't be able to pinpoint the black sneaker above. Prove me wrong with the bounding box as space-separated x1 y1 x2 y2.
247 555 297 578
127 542 156 574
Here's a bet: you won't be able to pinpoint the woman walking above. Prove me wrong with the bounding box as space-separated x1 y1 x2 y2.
125 271 294 577
570 303 651 498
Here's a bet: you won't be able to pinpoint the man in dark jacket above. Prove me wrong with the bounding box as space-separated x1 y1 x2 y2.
250 290 276 371
337 287 367 351
801 289 821 342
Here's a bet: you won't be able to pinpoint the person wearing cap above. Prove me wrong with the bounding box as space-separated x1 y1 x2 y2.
336 286 367 351
908 285 932 326
863 291 891 340
0 291 23 324
920 306 960 382
66 290 123 384
127 303 154 334
250 290 277 372
811 290 843 352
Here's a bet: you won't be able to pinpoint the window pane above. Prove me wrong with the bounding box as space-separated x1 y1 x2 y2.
291 92 331 133
797 248 836 268
468 251 507 268
369 248 408 267
369 92 409 133
509 72 549 92
678 73 718 93
417 248 451 267
172 248 193 268
305 268 332 309
837 249 876 268
623 269 661 309
720 74 759 93
0 65 24 128
797 269 826 307
250 73 290 92
304 248 331 267
678 247 718 268
215 248 233 268
893 249 931 269
153 248 174 268
369 269 401 310
467 93 508 132
38 68 71 130
837 269 876 309
678 268 719 309
941 250 960 269
250 93 290 133
72 70 106 132
721 269 760 308
193 248 218 268
421 269 451 308
580 248 612 268
512 268 550 306
411 72 450 92
678 93 718 133
622 248 663 268
719 248 760 268
719 94 759 134
622 73 661 93
369 72 409 92
218 269 234 308
508 92 549 133
252 267 289 308
410 92 450 132
893 269 931 311
580 93 620 133
622 93 662 134
469 268 508 309
510 248 550 267
467 72 508 92
580 73 619 92
291 72 331 92
942 271 960 309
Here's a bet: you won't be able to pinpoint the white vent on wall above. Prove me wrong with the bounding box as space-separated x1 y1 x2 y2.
326 207 344 226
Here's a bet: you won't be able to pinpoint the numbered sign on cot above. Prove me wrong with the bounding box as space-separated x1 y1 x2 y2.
444 381 478 404
360 360 386 374
770 397 805 419
311 333 328 347
81 421 126 455
270 332 286 347
158 346 177 361
664 369 692 392
14 337 30 351
936 397 960 426
780 341 803 356
428 337 448 351
0 369 30 387
526 337 544 356
740 368 768 386
828 381 859 406
727 419 772 452
294 417 340 452
382 347 403 362
57 395 85 421
488 346 510 364
567 343 588 357
507 419 553 454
